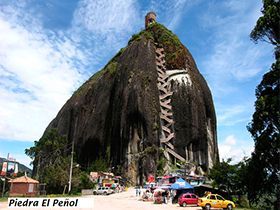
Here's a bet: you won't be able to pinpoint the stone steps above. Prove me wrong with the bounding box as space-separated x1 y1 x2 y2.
166 148 186 162
161 109 173 116
157 85 168 94
162 126 171 133
157 67 165 75
165 142 174 150
160 100 172 110
160 114 173 123
160 133 174 143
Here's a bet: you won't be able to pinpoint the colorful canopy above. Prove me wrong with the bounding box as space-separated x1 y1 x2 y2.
169 178 194 190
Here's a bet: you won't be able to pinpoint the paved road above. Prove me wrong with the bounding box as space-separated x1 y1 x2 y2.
85 188 204 210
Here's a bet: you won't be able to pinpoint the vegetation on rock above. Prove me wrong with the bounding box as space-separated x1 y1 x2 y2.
128 23 188 69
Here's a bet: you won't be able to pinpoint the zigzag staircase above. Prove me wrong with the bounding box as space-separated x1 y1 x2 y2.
155 45 186 162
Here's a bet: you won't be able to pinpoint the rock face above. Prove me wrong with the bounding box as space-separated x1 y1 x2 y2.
43 23 219 184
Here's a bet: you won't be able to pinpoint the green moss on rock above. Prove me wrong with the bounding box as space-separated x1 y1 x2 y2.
74 60 118 98
74 68 107 97
128 23 186 69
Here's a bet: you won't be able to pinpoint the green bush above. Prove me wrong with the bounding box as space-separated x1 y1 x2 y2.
107 62 117 75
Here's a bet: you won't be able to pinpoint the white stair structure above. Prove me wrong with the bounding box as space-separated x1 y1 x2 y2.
155 46 186 163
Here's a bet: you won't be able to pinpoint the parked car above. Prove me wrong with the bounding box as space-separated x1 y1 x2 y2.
178 193 199 207
198 194 235 210
93 187 113 195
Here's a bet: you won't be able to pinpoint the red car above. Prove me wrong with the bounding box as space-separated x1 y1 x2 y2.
178 193 199 207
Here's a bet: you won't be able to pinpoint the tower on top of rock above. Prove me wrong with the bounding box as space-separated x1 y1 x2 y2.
145 12 156 29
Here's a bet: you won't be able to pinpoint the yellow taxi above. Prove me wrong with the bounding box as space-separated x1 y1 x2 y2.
198 193 235 210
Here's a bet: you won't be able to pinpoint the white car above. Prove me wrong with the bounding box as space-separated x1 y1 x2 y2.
93 187 113 195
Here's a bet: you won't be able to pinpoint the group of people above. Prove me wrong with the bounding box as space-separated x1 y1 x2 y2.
112 185 126 193
135 188 142 196
136 187 177 204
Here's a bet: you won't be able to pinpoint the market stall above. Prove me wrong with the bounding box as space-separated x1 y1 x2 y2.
169 178 194 202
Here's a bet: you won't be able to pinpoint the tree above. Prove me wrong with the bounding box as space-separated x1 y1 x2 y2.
25 128 93 194
41 155 81 194
246 60 280 208
87 157 109 173
246 1 280 208
71 172 94 194
208 158 237 199
25 128 68 176
208 158 252 207
25 128 69 193
250 0 279 54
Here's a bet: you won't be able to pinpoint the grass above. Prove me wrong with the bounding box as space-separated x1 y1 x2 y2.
0 197 8 202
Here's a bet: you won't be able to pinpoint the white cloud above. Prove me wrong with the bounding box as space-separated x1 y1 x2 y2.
200 0 274 98
225 135 237 146
73 0 139 35
15 154 33 169
219 145 247 163
0 0 145 143
219 135 253 163
0 4 88 141
217 105 249 126
142 0 201 31
64 0 145 76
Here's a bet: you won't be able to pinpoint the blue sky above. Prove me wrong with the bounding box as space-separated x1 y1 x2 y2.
0 0 275 168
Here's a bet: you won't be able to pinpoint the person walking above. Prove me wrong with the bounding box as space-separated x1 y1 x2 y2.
172 190 177 202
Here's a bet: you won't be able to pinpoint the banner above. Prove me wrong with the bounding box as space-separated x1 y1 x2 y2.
1 162 7 176
7 162 18 177
148 175 155 183
14 163 18 177
1 162 18 177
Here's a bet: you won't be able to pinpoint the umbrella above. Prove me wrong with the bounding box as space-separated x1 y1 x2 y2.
169 178 194 190
154 188 165 192
142 185 150 189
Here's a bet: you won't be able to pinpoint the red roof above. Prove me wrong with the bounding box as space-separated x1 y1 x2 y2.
8 176 39 184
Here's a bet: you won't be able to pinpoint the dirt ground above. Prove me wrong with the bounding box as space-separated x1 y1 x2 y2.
0 188 216 210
